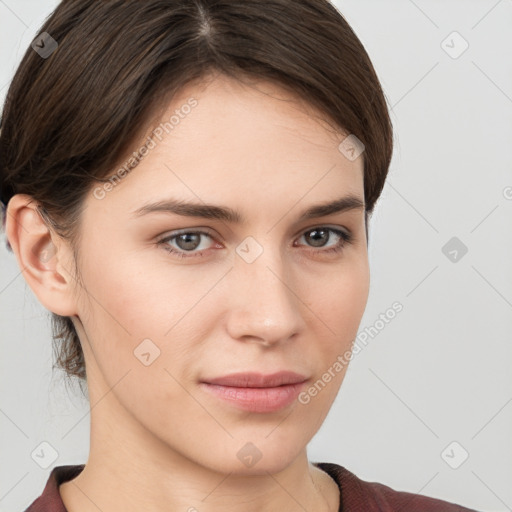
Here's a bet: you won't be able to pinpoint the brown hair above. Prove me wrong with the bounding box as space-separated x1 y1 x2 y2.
0 0 393 387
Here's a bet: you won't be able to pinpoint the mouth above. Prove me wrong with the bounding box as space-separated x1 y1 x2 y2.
199 371 309 413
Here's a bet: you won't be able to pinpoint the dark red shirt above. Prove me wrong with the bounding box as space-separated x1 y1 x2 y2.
24 462 479 511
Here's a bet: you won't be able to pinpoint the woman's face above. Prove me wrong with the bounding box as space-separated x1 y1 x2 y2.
69 74 370 474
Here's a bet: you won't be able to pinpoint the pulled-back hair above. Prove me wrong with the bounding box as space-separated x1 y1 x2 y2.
0 0 393 385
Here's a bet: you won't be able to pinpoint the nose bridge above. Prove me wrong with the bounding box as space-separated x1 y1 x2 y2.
236 232 290 300
226 232 304 342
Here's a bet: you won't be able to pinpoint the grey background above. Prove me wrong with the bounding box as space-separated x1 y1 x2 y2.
1 1 511 511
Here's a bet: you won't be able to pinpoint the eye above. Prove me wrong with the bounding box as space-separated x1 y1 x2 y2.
156 226 353 259
157 229 216 259
295 227 352 256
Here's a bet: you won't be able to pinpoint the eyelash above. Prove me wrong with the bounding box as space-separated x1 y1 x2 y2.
156 227 353 260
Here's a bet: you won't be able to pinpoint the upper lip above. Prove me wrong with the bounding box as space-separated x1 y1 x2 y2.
202 371 308 388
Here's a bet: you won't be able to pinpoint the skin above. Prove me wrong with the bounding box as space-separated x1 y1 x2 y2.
6 73 370 512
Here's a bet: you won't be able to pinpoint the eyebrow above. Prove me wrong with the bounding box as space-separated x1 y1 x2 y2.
131 194 365 223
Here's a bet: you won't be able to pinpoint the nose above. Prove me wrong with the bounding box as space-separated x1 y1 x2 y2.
224 241 307 347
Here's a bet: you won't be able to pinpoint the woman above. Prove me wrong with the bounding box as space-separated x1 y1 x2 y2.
1 1 479 510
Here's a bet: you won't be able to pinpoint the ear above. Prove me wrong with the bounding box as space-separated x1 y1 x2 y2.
5 194 79 317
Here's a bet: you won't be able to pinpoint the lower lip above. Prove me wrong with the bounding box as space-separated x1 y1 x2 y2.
200 381 306 413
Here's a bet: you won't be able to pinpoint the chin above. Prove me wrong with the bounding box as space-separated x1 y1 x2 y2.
193 438 304 476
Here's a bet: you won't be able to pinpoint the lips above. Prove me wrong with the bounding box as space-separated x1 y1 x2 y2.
202 371 308 388
199 371 309 413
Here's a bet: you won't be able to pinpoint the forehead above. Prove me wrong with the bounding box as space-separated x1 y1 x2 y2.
168 73 345 148
86 74 364 221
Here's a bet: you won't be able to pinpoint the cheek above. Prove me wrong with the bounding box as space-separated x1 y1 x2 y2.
76 249 214 383
80 247 193 336
302 259 369 397
75 253 200 429
307 256 370 332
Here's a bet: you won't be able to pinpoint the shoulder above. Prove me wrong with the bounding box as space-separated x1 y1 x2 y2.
314 462 480 512
23 465 85 512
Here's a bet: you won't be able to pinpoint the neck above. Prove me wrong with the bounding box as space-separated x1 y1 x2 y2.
59 384 339 512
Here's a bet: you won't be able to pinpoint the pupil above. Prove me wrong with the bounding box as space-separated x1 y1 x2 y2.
308 229 328 247
177 233 200 251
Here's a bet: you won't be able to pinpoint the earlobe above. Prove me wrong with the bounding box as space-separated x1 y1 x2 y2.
5 194 79 317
